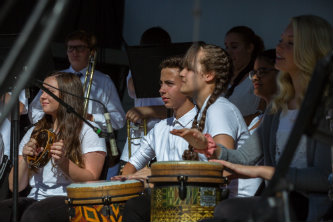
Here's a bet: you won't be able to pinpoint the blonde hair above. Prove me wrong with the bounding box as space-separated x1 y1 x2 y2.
271 15 333 113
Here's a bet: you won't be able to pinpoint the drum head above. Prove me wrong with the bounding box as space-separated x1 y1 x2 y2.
66 180 144 203
149 161 225 184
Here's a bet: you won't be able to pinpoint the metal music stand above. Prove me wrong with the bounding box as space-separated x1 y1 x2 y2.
125 42 193 98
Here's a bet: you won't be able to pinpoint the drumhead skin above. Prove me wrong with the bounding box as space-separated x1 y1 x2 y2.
152 160 221 166
66 180 144 202
149 161 225 184
151 161 223 170
67 179 141 188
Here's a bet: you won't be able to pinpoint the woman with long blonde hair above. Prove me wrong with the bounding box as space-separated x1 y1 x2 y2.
175 15 333 221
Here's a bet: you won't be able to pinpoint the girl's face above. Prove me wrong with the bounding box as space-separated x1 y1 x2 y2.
275 23 298 75
40 76 60 118
251 58 278 102
225 32 253 73
179 51 206 97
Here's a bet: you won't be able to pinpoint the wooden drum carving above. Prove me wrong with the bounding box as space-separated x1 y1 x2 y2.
148 161 226 222
66 180 144 222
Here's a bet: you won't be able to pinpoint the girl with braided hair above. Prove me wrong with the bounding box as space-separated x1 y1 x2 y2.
172 42 250 197
174 15 333 222
172 42 249 159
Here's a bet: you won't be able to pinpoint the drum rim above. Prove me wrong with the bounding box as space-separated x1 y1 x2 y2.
66 179 142 188
151 161 222 166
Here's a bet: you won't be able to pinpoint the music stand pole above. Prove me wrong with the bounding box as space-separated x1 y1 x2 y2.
11 97 19 222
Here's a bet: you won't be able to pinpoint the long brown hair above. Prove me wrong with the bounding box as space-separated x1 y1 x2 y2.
33 72 85 167
183 42 232 159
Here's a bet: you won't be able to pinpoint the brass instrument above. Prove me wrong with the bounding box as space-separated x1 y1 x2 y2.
27 129 57 168
119 119 148 174
83 50 97 117
126 119 147 160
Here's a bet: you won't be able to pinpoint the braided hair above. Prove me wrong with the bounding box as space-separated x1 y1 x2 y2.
182 42 232 160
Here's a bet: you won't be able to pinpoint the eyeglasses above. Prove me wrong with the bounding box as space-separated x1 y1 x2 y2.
249 68 278 80
67 45 89 53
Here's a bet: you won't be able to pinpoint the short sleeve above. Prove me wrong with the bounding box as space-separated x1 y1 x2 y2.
19 127 35 156
80 123 107 154
205 101 245 140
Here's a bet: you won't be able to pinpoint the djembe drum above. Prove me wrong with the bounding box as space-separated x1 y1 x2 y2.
66 180 144 222
148 161 226 222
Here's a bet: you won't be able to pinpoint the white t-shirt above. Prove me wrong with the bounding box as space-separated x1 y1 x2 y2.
197 96 250 198
198 96 249 149
19 122 106 201
247 114 263 135
121 72 164 162
237 113 264 197
129 107 207 170
1 90 28 158
276 109 307 168
29 67 126 130
227 77 260 116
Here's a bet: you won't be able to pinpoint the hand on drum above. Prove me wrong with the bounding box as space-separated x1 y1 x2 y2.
50 139 65 164
111 167 152 188
23 138 43 160
112 167 151 181
209 159 275 180
170 128 208 150
130 167 151 181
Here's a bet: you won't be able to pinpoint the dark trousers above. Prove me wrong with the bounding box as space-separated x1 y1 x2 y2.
122 190 151 222
0 196 69 222
200 191 308 222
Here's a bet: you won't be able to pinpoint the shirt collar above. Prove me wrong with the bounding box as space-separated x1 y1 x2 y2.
69 66 88 75
172 106 198 128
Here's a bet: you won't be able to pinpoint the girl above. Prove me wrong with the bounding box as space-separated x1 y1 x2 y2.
0 72 106 222
246 49 278 131
172 42 250 197
175 15 333 222
224 26 265 116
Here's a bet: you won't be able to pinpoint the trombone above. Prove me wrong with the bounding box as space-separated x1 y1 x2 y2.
82 49 119 157
119 119 147 175
83 50 97 117
127 119 147 160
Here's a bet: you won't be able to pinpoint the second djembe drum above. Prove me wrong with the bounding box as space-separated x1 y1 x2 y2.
148 161 226 222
